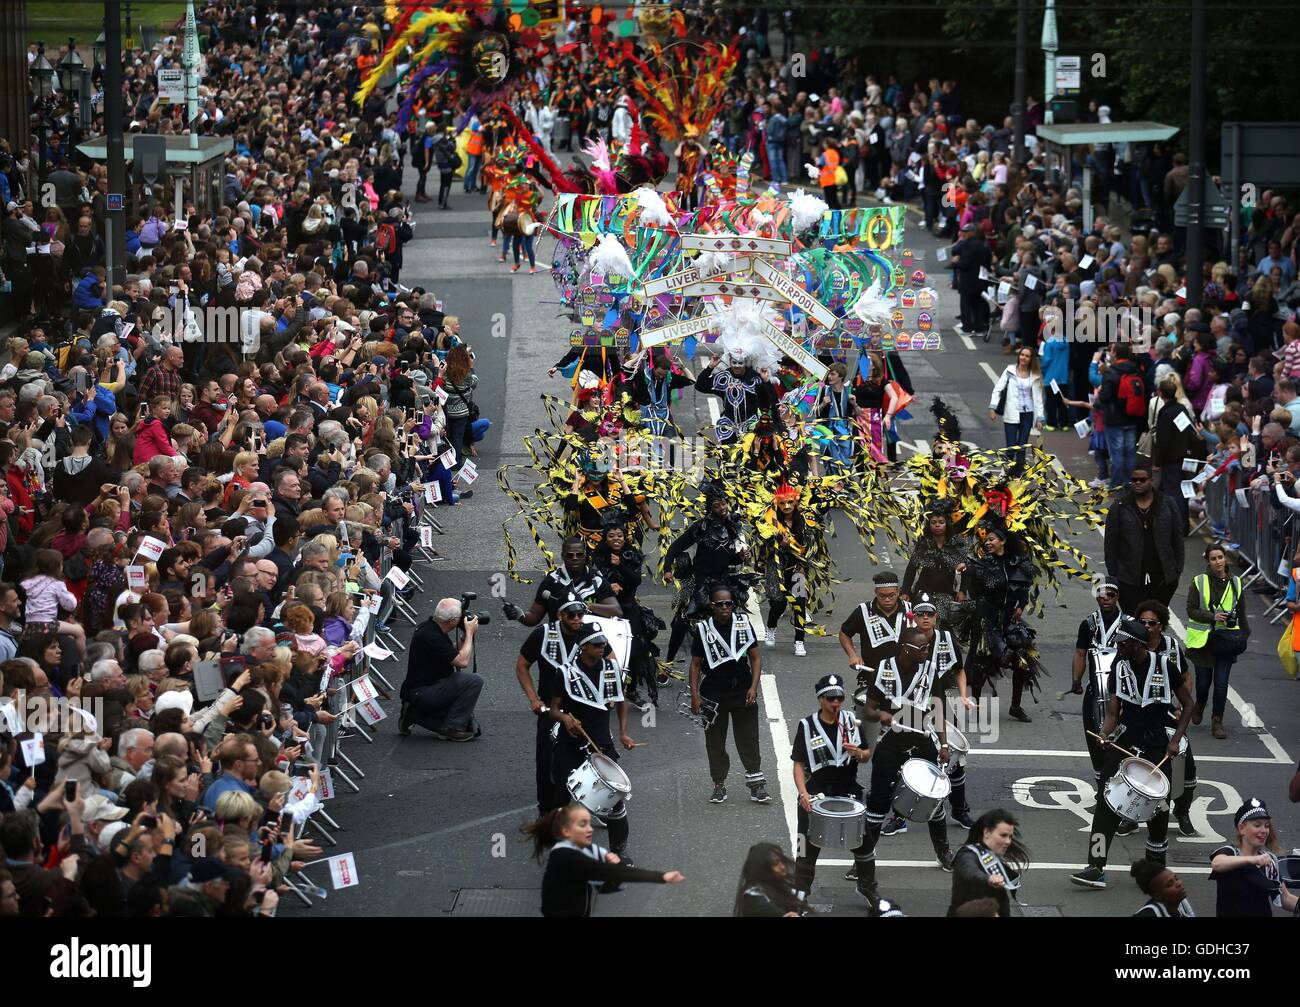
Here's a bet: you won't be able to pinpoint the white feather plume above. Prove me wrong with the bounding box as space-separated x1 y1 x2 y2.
588 234 634 279
707 298 783 373
790 190 829 234
851 278 894 327
693 250 734 276
633 187 672 227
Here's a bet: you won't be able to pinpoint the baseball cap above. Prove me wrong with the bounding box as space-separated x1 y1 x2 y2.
154 690 194 717
82 794 129 823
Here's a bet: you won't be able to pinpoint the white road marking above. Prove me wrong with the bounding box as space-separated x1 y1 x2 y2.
818 858 1214 873
760 673 798 848
960 334 976 351
912 438 929 455
967 747 1287 765
974 363 1294 765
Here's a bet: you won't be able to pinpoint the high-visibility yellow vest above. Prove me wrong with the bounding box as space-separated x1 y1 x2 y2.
1184 573 1241 650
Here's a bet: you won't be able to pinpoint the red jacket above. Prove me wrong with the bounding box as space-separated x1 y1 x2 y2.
6 468 33 541
132 418 177 466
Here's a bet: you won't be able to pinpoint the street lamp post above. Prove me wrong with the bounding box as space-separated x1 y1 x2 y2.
28 41 56 184
1042 0 1058 127
58 38 87 155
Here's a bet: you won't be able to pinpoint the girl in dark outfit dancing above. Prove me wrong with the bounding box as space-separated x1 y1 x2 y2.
524 804 684 917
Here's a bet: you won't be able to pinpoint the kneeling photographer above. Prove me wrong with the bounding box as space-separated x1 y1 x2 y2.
399 594 490 742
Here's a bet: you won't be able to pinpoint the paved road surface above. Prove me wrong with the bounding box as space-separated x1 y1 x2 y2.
286 182 1299 919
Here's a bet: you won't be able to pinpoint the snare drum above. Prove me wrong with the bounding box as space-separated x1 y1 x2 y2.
807 795 867 850
1102 757 1169 823
566 753 632 817
892 759 951 822
944 722 969 770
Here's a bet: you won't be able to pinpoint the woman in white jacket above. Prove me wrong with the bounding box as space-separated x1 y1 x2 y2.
989 344 1045 450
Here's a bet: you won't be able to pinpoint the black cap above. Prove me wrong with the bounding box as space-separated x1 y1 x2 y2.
815 674 846 698
1233 797 1271 829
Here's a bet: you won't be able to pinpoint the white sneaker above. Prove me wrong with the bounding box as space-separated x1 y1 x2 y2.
764 628 776 648
793 641 807 657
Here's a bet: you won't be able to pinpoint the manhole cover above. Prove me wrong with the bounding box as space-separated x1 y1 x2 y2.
449 888 542 916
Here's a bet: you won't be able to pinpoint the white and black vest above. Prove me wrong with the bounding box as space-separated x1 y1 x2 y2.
697 614 757 672
562 657 624 710
1086 608 1124 651
799 711 861 772
1134 898 1196 918
541 622 581 671
857 601 913 651
874 655 937 715
1115 652 1174 708
926 629 960 679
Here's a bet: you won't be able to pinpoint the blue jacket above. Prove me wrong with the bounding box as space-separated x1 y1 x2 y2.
1040 336 1070 387
70 385 117 442
72 273 102 310
200 772 258 814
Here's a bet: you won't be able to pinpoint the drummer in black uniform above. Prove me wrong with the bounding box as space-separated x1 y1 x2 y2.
504 537 623 626
1069 582 1126 799
516 599 591 814
855 627 955 911
1135 600 1198 837
791 674 872 900
549 627 638 863
912 595 974 830
838 570 914 838
1070 617 1194 890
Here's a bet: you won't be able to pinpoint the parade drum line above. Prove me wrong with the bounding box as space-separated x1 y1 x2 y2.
566 752 632 817
587 616 633 672
1088 649 1116 727
1103 757 1169 823
892 759 951 822
807 795 867 850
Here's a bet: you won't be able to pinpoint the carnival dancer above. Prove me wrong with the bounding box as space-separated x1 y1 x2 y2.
900 500 971 626
548 626 638 861
1069 581 1126 794
695 347 780 446
1130 860 1196 917
561 452 658 548
1209 798 1300 916
662 481 751 664
515 599 594 814
964 522 1044 724
1070 618 1193 890
503 536 623 626
812 362 860 476
592 517 663 708
758 482 820 657
524 803 683 917
912 595 974 829
688 586 770 805
791 674 872 899
855 627 956 909
948 809 1031 918
673 129 706 211
623 347 694 438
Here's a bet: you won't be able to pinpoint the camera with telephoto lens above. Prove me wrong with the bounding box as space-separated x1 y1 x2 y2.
459 591 491 625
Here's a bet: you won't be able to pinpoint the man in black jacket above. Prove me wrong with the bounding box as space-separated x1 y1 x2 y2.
951 222 992 339
399 597 482 741
1149 377 1195 534
1103 468 1186 614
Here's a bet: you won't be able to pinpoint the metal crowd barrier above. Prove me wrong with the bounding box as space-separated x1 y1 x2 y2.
1192 472 1295 625
283 511 433 909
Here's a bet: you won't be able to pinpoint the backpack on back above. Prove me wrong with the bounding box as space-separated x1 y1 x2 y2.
1117 372 1146 418
376 222 397 256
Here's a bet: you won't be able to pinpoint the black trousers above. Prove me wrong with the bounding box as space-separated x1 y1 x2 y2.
535 715 557 815
858 730 950 886
1087 742 1171 869
416 167 430 197
552 735 629 852
959 289 989 335
700 679 764 787
767 564 807 641
437 170 454 207
1117 579 1178 617
794 785 867 894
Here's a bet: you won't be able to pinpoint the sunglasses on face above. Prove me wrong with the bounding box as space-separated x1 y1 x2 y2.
712 600 735 608
1138 618 1161 626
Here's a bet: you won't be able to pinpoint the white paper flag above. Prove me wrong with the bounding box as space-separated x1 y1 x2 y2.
997 280 1011 304
362 642 393 662
365 593 383 614
135 536 166 562
457 460 478 485
351 676 378 702
420 526 434 548
355 699 386 726
1079 255 1095 270
1024 274 1038 290
1180 480 1198 499
1074 418 1091 438
385 565 411 590
1172 411 1192 432
327 852 360 890
289 776 313 803
434 385 448 405
1181 457 1203 473
424 483 442 504
1235 488 1250 507
20 733 45 767
126 565 148 591
1050 379 1061 396
319 766 335 800
438 448 457 469
935 246 949 263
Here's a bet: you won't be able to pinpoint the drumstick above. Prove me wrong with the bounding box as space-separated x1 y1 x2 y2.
1086 730 1137 760
1153 753 1171 771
